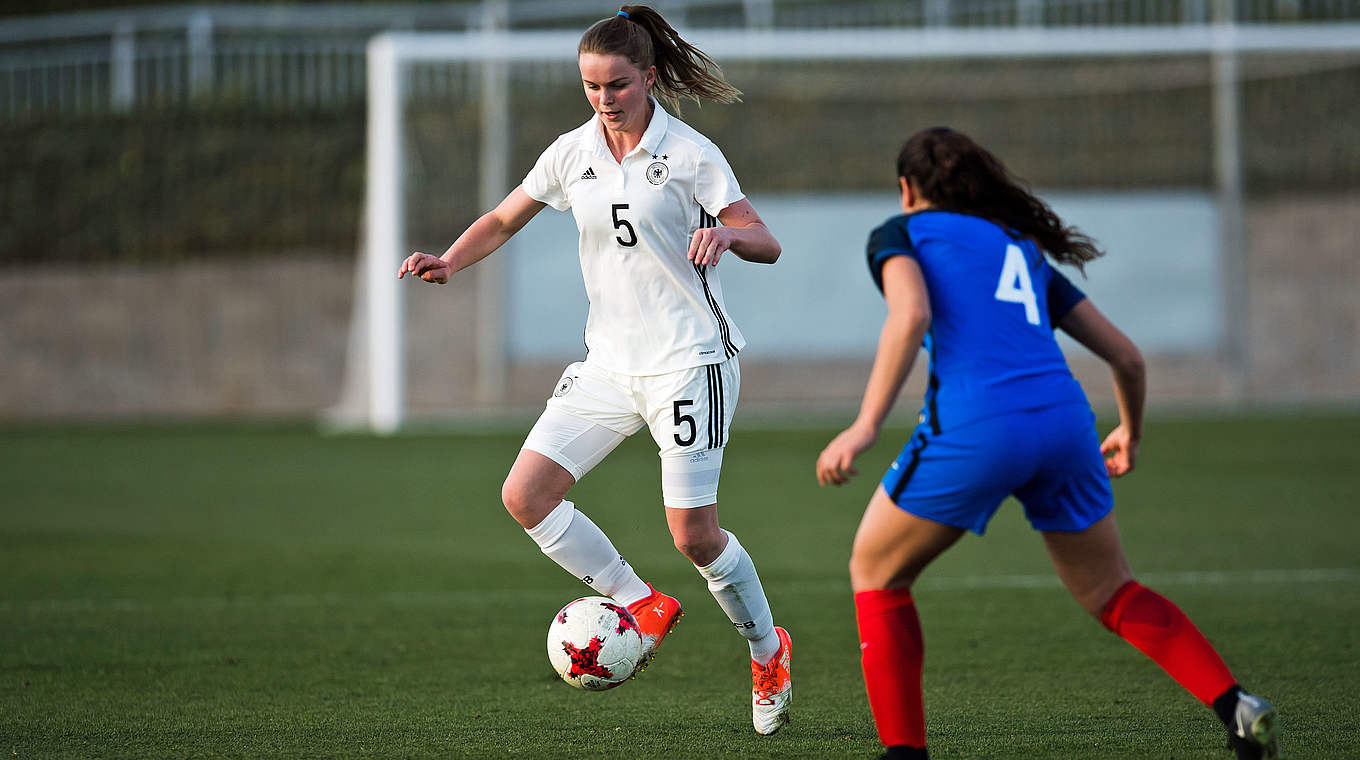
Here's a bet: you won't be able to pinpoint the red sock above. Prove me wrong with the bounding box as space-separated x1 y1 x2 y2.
1100 580 1237 706
855 588 927 748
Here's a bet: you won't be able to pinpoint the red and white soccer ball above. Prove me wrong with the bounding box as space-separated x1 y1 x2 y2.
546 596 644 691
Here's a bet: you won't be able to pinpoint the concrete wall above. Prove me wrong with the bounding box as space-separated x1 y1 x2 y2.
1 193 1355 421
1 259 351 417
1245 194 1360 401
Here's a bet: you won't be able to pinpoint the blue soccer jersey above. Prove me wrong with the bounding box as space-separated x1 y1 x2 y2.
867 210 1089 433
868 210 1112 535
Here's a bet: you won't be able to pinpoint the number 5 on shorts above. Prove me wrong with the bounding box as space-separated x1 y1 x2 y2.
673 399 696 446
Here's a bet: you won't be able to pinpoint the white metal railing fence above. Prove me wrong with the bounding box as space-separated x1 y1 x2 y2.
3 0 1358 120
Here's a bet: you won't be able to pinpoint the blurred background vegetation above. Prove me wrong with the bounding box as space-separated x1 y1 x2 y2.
4 57 1358 264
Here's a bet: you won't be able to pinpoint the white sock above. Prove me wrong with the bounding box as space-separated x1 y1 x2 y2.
696 529 780 664
524 500 652 607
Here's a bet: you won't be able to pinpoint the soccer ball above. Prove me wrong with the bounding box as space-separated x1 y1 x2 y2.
546 596 644 691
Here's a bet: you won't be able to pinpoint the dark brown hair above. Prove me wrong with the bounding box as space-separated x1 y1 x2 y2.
579 4 741 109
898 127 1102 271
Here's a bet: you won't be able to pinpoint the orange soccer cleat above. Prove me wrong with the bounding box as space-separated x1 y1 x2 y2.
752 626 793 735
626 584 683 674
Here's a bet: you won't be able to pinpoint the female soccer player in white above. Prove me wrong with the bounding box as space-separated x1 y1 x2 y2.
397 4 792 735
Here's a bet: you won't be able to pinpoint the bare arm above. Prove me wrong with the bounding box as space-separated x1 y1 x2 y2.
397 187 547 284
816 255 931 486
1057 298 1146 476
688 198 781 266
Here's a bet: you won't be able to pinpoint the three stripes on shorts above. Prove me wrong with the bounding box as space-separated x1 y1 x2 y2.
704 362 726 450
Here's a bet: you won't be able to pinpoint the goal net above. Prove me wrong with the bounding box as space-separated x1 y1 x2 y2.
334 24 1360 433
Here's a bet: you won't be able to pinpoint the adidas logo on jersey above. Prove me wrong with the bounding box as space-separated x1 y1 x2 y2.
580 167 598 180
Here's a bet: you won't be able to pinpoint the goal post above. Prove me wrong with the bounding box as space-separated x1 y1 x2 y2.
358 30 582 435
363 34 405 436
342 23 1360 434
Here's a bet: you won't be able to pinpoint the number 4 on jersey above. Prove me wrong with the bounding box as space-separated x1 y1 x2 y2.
994 243 1040 325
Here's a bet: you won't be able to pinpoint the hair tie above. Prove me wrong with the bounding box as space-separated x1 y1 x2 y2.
617 10 630 18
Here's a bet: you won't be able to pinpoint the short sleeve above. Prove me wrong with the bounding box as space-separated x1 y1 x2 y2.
521 138 570 211
693 142 745 218
1046 268 1087 324
866 217 917 293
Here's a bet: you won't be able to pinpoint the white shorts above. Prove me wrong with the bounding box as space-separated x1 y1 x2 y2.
522 357 740 508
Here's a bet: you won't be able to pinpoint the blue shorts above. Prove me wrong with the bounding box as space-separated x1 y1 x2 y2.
881 402 1114 535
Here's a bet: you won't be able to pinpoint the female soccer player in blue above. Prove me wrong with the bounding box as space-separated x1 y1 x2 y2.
816 127 1279 760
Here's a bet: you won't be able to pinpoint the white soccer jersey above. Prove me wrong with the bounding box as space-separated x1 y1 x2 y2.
521 98 747 375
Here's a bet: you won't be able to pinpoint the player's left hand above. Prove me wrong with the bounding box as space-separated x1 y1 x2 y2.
688 226 734 267
817 423 879 486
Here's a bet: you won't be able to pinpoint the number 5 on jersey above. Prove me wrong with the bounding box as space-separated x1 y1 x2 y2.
994 243 1040 325
611 203 638 247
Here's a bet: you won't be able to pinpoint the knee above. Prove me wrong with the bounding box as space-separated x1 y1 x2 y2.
1076 574 1137 620
848 552 880 593
501 475 554 529
674 531 725 567
1088 576 1142 625
1081 587 1119 620
849 548 917 594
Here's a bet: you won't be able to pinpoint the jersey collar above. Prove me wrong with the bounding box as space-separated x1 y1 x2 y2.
588 96 670 161
636 96 669 156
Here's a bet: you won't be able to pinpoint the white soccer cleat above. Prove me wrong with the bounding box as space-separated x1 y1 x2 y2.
751 626 792 735
1228 692 1281 760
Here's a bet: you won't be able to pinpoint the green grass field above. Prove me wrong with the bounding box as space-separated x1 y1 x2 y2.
3 412 1358 758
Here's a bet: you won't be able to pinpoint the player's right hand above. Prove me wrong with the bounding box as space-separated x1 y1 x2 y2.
397 252 452 284
816 423 879 487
